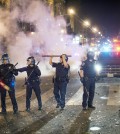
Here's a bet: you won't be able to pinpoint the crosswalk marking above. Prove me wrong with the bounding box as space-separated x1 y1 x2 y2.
30 88 54 108
66 86 83 106
41 88 54 104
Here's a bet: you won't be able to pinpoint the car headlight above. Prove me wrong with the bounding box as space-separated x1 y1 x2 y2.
94 64 102 73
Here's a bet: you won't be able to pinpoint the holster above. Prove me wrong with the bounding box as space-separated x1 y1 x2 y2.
66 76 70 83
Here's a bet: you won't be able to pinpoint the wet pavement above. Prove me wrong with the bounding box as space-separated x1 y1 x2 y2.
0 73 120 134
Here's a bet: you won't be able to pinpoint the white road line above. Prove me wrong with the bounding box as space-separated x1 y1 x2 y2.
66 86 83 106
30 88 54 108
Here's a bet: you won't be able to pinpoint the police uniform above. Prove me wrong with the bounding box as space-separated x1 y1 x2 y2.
0 55 18 114
52 62 70 109
17 60 42 111
80 53 96 109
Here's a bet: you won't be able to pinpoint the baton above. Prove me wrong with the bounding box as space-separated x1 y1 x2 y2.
42 55 72 57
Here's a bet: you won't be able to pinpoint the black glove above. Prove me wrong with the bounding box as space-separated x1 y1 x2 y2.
13 69 18 76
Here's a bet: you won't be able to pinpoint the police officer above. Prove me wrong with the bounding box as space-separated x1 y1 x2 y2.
80 51 96 110
17 56 42 112
49 54 70 110
0 53 18 114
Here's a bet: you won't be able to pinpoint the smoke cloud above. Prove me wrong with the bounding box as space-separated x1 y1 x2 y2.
0 0 87 76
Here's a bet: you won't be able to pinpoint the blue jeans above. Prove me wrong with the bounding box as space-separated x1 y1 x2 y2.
54 81 67 108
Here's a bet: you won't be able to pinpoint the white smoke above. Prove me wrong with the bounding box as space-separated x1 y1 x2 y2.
0 0 87 76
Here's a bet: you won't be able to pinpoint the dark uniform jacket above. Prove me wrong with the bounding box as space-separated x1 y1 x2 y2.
0 63 18 83
80 59 96 78
18 66 41 83
52 62 70 82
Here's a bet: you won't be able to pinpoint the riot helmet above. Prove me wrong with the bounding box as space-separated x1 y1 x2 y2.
1 53 10 63
27 56 35 65
87 51 94 60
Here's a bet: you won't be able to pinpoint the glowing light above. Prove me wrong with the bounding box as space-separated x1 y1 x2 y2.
89 47 94 51
73 36 80 44
92 27 98 33
94 64 102 73
75 36 80 41
113 39 118 42
90 43 95 47
83 20 90 27
116 46 120 51
98 32 101 34
100 96 109 100
60 29 66 34
102 46 111 52
11 81 15 87
80 35 83 38
90 127 101 131
31 32 35 35
107 39 111 42
68 8 75 15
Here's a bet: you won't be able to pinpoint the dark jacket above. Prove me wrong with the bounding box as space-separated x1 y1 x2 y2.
0 63 18 82
17 65 41 81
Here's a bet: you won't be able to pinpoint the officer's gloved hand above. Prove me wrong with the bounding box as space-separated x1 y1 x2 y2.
13 69 18 76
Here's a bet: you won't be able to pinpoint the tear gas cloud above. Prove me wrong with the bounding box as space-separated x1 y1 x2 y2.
0 0 88 77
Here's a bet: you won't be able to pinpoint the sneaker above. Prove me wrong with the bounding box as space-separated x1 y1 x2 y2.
60 106 65 111
88 105 96 109
56 104 60 108
26 108 30 112
38 107 42 111
82 107 87 111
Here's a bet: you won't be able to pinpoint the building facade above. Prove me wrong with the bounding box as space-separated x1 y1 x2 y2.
0 0 11 9
42 0 66 16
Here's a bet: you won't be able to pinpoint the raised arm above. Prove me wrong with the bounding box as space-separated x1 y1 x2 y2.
62 54 69 68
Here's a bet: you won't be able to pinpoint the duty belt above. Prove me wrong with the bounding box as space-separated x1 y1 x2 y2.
28 79 39 82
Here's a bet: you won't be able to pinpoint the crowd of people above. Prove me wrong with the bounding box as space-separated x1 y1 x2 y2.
0 52 97 114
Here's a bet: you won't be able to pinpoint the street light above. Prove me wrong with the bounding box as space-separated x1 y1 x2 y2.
67 8 75 33
67 8 75 15
92 27 98 33
83 20 91 27
98 31 101 34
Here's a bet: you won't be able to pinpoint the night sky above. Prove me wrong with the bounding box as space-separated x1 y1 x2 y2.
65 0 120 37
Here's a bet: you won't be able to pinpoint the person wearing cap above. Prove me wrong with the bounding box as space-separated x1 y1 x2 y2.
80 51 96 110
49 54 70 110
0 53 18 114
17 56 42 112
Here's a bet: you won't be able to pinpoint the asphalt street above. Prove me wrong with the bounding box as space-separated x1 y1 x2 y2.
0 72 120 134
